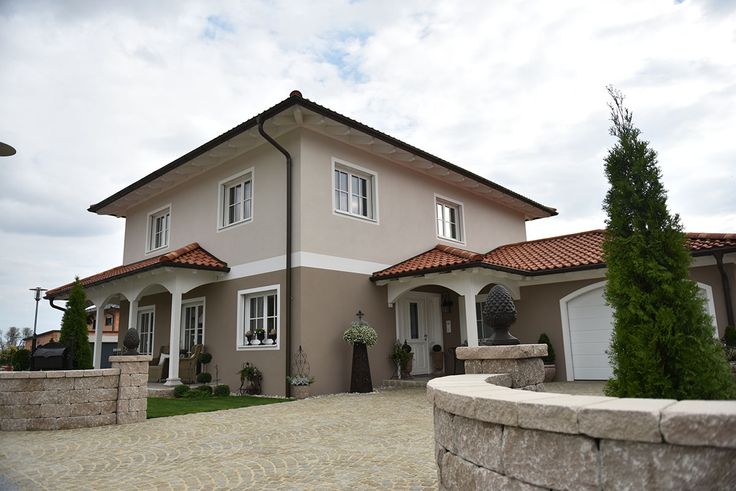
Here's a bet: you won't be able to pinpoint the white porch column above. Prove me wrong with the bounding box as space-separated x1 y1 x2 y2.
93 305 104 369
127 298 139 333
164 289 183 386
460 290 479 347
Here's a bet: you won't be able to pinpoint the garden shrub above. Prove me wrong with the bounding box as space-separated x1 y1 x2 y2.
196 372 212 384
214 384 230 397
724 325 736 347
537 333 555 365
196 384 213 395
602 87 735 400
198 352 212 364
59 279 93 369
173 384 190 398
11 348 31 371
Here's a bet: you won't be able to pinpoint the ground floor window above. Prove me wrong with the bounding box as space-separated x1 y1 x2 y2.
137 307 155 355
237 285 280 350
475 303 493 340
181 299 205 354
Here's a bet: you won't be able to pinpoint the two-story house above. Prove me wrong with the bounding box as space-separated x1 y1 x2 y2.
46 91 736 396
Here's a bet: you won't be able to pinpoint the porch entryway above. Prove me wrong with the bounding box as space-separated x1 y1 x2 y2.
395 292 442 375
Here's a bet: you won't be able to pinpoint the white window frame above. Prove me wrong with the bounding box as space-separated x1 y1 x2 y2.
180 297 205 354
217 168 254 231
145 204 171 253
236 284 281 351
435 194 465 244
136 306 155 356
331 158 379 224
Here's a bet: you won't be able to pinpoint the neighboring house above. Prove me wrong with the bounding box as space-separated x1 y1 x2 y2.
23 306 121 368
45 92 736 395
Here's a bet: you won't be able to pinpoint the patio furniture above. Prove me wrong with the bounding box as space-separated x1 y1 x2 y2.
148 345 170 383
179 344 204 383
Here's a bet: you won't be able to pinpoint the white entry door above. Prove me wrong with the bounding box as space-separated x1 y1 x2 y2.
397 293 442 375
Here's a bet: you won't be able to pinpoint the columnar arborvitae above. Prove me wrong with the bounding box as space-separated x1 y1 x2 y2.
59 278 93 369
602 87 735 400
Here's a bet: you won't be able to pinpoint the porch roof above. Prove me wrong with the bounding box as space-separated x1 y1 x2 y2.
372 230 736 280
46 243 229 298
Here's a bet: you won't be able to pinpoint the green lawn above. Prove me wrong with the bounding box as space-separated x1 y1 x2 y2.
147 396 290 419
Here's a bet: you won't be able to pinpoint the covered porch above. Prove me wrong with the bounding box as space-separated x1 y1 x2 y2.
45 243 229 385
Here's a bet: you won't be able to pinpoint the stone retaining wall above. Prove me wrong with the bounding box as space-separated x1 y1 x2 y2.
428 374 736 490
0 355 150 431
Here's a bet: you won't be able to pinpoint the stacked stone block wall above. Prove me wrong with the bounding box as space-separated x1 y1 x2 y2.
428 374 736 489
0 355 150 431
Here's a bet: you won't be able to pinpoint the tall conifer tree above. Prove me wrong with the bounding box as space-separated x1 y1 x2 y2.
59 278 93 369
602 87 734 399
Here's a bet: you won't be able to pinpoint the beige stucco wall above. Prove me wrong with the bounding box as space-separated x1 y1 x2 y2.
298 129 527 264
295 267 396 395
121 131 300 266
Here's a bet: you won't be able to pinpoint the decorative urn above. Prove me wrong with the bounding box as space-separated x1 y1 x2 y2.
480 285 520 345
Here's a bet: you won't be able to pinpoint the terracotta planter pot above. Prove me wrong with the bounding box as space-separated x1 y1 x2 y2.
401 353 414 379
544 364 556 383
431 351 444 372
291 385 310 399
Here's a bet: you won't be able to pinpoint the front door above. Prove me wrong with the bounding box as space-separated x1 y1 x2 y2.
398 293 441 375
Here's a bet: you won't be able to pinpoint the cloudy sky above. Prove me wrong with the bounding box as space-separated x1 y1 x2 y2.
1 0 734 333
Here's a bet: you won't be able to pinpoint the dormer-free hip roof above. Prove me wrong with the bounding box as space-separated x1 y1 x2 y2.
88 92 557 220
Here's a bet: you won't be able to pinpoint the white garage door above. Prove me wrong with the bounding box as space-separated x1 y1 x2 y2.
564 282 718 381
567 286 614 380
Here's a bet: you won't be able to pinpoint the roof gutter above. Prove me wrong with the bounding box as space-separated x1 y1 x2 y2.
257 110 293 398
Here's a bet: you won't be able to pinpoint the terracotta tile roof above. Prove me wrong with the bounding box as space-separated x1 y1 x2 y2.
372 230 736 280
482 230 607 272
46 243 229 298
372 244 484 278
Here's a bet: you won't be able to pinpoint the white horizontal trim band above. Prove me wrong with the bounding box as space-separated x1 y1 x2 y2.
223 252 391 281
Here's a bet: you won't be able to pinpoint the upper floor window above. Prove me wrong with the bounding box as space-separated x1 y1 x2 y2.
219 170 253 230
333 160 377 221
147 206 170 252
436 196 463 242
104 314 113 327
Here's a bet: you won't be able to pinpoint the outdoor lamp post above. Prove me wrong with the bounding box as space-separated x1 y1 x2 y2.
29 287 47 370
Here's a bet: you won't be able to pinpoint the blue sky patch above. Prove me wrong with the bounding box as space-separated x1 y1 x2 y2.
203 15 234 40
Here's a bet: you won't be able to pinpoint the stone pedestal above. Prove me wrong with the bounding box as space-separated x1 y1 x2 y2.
110 355 151 424
456 344 547 391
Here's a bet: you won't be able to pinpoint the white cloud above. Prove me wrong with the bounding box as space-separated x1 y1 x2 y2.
0 0 734 331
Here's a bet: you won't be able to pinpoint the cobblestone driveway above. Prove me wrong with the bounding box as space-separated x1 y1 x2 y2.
0 388 436 490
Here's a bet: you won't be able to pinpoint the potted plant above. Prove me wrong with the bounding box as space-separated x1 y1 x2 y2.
401 340 413 378
431 344 444 374
267 328 277 344
538 333 556 382
343 313 378 393
245 331 253 345
288 345 313 398
390 341 411 379
255 327 266 343
287 375 314 399
238 362 262 395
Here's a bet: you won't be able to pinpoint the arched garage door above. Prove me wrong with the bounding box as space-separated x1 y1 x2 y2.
561 281 717 381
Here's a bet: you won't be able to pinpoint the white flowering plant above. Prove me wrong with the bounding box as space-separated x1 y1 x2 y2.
286 375 314 386
343 321 378 347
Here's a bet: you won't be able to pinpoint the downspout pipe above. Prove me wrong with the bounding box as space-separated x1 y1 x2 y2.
714 252 735 327
257 115 293 398
48 297 67 313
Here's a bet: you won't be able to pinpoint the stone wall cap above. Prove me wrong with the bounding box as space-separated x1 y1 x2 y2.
660 400 736 449
109 355 153 362
456 344 547 360
578 397 676 443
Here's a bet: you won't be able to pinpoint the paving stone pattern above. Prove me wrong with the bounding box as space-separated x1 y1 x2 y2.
0 388 437 490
